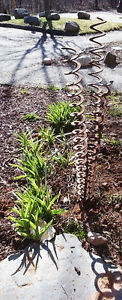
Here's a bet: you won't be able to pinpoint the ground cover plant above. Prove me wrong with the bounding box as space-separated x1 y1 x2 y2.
0 85 121 266
2 17 122 34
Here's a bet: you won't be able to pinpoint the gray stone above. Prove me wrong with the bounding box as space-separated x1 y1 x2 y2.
87 232 108 246
47 13 60 20
104 52 117 68
0 13 11 21
24 16 40 26
78 11 90 20
39 12 46 18
77 55 92 67
65 21 80 35
43 58 52 65
14 8 29 19
0 234 121 300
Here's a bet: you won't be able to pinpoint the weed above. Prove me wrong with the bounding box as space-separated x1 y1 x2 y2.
20 88 30 95
102 134 122 146
23 113 39 122
9 183 65 240
109 194 122 204
46 101 80 134
64 219 86 240
48 85 59 91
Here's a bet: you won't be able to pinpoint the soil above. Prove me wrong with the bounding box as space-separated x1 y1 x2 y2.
0 84 121 266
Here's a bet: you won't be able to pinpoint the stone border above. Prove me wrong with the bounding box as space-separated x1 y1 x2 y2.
0 22 81 36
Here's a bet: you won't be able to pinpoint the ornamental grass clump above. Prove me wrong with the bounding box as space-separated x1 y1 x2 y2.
46 101 80 134
9 182 65 240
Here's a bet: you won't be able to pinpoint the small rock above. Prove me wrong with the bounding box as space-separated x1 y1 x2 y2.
39 12 46 18
87 232 108 246
47 13 60 21
24 16 40 26
14 8 29 19
104 52 117 68
78 11 90 20
43 58 52 65
0 13 11 21
77 55 91 67
65 21 80 35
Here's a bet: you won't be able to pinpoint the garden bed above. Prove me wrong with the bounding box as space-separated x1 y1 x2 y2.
0 84 121 266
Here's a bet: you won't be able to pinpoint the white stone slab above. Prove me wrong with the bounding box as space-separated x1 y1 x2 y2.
0 234 121 300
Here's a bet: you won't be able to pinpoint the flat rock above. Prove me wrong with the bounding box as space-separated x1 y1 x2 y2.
65 21 80 35
0 234 121 300
87 232 108 246
24 16 40 26
0 13 11 21
78 11 90 20
14 8 29 19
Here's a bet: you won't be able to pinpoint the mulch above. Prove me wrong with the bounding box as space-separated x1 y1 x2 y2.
0 84 121 266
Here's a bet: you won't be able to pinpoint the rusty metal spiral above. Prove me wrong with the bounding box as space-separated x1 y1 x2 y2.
63 18 111 201
62 47 88 201
85 18 111 199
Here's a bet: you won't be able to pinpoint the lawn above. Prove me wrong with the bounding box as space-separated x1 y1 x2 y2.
2 17 122 34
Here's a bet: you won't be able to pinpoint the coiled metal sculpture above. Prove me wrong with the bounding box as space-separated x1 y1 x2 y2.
62 47 88 201
63 18 111 201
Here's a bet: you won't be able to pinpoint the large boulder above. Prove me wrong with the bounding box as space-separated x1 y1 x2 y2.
14 8 29 19
47 13 60 20
0 13 11 21
78 11 90 20
104 52 117 68
24 16 40 26
65 21 80 35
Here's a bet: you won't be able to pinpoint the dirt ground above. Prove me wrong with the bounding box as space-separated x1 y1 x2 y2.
0 84 121 266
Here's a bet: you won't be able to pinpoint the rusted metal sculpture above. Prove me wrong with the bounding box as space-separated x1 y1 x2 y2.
63 18 110 201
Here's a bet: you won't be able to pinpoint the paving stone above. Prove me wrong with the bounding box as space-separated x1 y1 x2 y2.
0 234 121 300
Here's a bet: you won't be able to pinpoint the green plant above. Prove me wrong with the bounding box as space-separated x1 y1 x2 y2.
46 101 80 134
109 194 122 204
53 151 74 168
64 219 86 240
9 183 65 240
23 113 39 122
48 85 59 91
20 88 30 95
11 132 52 185
102 134 122 146
40 126 55 147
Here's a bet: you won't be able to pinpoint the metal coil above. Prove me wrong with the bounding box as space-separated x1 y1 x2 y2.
63 18 111 201
62 47 88 201
86 18 111 199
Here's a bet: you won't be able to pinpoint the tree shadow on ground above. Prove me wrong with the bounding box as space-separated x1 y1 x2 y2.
8 236 59 275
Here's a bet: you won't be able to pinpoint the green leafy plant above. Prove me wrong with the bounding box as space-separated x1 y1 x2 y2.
109 194 122 204
20 88 30 95
64 219 86 240
11 132 52 185
46 101 80 134
23 113 39 122
9 183 65 240
102 134 122 146
53 151 74 168
40 126 55 147
48 85 59 91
